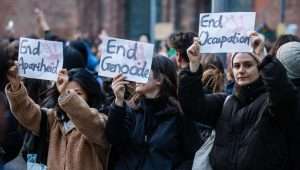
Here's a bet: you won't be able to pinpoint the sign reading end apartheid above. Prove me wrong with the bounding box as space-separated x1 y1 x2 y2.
199 12 256 53
98 37 154 83
18 37 63 81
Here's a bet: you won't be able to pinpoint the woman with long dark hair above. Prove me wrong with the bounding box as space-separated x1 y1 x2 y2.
5 67 109 170
106 55 183 170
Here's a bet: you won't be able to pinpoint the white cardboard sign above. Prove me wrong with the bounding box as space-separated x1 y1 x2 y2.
18 37 63 81
198 12 256 53
98 37 154 83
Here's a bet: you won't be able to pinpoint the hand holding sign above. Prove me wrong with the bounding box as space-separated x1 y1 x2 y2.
56 69 69 93
111 74 129 107
7 61 21 91
249 32 266 59
187 38 202 72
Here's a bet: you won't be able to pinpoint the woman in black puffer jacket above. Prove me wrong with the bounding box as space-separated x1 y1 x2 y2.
179 36 298 170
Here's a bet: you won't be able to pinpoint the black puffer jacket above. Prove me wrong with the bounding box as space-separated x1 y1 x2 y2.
106 97 183 170
178 56 297 170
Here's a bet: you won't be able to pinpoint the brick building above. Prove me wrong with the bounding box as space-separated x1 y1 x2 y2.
0 0 299 40
254 0 300 36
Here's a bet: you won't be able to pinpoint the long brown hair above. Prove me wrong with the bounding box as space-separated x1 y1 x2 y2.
201 54 225 93
128 56 183 113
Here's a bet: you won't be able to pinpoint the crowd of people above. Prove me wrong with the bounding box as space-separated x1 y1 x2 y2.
0 9 300 170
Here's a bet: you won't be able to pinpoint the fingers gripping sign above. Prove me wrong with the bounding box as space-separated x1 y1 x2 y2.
56 69 69 93
112 74 129 107
187 38 202 72
249 31 266 59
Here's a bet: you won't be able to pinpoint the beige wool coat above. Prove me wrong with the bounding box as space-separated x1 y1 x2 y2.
5 83 110 170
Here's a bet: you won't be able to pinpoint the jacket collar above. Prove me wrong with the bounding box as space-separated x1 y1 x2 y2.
139 97 179 117
234 77 266 106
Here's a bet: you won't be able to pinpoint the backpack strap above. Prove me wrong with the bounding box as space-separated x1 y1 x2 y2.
36 108 49 164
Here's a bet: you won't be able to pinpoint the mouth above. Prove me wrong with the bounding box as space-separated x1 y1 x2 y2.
238 77 248 80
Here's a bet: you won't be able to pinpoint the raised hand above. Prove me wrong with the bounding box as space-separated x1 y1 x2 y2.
34 8 50 31
56 69 69 93
111 74 129 107
187 37 202 72
249 31 266 59
6 61 21 91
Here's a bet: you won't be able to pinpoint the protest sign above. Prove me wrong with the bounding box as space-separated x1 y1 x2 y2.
98 37 154 83
198 12 256 53
18 37 63 81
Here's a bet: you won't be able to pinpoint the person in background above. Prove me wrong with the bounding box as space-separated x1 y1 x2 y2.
276 41 300 170
201 54 225 94
138 33 150 43
0 46 24 167
168 32 197 70
169 32 214 169
269 34 300 56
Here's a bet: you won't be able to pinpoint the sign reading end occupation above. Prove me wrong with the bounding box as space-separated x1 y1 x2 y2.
199 12 256 53
99 37 154 83
18 38 63 81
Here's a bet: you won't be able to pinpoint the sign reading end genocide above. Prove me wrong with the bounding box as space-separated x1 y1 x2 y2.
198 12 256 53
18 37 63 81
98 37 154 83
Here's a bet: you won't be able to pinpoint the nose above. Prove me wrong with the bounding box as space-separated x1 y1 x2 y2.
238 65 246 74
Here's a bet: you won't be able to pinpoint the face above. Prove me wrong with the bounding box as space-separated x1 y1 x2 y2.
135 71 160 98
97 44 102 59
139 35 149 43
65 81 88 101
175 51 188 69
232 53 259 86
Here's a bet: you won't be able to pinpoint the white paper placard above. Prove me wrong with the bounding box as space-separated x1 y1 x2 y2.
98 37 154 83
198 12 256 53
18 37 63 81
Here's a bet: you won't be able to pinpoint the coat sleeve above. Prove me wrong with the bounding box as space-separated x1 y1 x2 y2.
5 83 41 135
58 90 108 147
105 102 135 146
178 66 226 128
260 56 298 124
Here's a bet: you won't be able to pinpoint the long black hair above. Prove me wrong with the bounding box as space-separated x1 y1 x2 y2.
42 68 104 110
68 68 104 109
127 56 182 113
151 55 178 99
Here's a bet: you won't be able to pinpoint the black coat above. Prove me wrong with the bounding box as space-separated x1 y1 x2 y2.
178 57 298 170
106 97 183 170
287 78 300 170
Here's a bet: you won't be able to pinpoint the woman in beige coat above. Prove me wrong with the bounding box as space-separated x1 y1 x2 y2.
5 66 109 170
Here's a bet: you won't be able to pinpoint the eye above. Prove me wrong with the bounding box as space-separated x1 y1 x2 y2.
244 62 253 68
74 89 83 95
233 63 240 69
